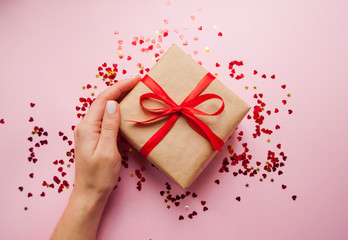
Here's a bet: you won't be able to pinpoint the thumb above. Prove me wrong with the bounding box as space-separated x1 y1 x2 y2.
98 100 120 151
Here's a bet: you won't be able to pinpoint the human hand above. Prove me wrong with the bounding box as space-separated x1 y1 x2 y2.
51 75 141 240
73 75 141 200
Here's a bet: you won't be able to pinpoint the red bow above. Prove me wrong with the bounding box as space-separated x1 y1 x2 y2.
128 72 225 157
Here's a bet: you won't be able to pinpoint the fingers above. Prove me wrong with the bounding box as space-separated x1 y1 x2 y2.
96 100 120 154
83 75 141 124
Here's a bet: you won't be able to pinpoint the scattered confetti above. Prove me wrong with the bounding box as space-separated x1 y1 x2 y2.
14 4 296 221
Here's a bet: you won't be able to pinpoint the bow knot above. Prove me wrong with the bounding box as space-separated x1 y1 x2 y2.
174 105 183 112
128 73 225 157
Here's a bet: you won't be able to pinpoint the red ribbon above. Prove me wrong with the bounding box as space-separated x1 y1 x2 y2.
128 72 225 157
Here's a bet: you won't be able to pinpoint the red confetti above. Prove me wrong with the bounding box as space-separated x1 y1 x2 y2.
30 103 35 108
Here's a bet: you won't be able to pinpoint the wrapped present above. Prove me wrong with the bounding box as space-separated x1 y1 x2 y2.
119 44 250 189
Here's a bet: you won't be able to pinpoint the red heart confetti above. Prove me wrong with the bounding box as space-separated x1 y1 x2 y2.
15 7 297 220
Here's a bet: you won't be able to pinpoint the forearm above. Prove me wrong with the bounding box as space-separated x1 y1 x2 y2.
51 189 110 240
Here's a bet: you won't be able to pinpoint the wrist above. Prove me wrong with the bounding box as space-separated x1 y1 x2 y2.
70 187 111 210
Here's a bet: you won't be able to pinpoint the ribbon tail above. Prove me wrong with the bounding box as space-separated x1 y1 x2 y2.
182 114 224 151
140 113 180 157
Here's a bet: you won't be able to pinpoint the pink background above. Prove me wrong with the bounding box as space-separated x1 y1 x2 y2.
1 0 348 239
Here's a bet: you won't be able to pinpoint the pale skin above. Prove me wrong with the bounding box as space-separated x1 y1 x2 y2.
51 75 141 240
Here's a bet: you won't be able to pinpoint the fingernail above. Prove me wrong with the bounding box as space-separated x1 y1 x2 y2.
106 101 117 115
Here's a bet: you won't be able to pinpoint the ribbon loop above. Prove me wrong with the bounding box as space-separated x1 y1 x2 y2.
128 73 225 157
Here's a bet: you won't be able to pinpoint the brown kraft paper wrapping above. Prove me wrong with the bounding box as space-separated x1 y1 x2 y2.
119 44 250 189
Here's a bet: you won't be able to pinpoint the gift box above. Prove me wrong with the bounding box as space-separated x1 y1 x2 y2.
119 44 250 189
